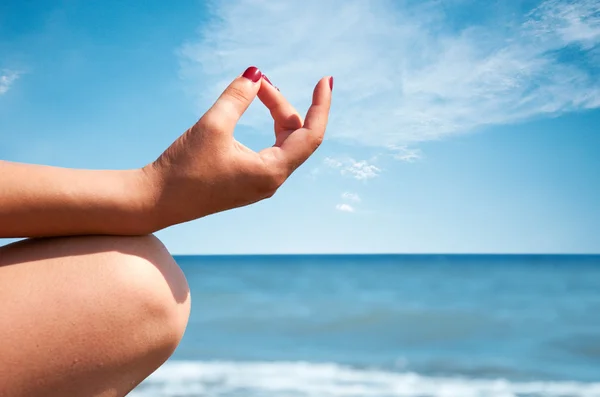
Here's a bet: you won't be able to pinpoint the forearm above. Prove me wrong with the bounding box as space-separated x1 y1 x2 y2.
0 161 156 238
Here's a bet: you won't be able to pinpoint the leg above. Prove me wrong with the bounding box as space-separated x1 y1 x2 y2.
0 235 191 397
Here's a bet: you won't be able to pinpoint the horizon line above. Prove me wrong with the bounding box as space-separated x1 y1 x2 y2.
170 253 600 257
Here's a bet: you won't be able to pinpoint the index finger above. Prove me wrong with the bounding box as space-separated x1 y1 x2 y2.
263 77 333 172
257 76 304 139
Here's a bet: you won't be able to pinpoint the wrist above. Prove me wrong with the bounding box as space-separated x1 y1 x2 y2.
139 161 214 231
116 167 164 234
138 162 185 233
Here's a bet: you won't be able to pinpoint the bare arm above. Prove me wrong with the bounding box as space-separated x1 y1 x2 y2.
0 162 153 237
0 68 332 239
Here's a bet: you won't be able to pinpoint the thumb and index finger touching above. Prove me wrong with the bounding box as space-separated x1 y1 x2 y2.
264 75 333 172
201 66 333 173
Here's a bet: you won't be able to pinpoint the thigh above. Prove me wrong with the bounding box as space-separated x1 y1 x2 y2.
0 235 190 397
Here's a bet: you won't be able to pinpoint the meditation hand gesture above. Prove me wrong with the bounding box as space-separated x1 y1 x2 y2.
0 67 332 237
0 61 332 396
145 66 333 230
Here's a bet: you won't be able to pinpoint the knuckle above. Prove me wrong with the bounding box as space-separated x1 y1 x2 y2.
279 113 304 131
196 113 223 134
257 168 286 198
225 86 251 106
262 188 277 199
298 129 323 153
271 171 287 190
311 132 324 150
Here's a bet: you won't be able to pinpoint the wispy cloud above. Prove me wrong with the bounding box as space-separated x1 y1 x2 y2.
0 70 20 95
526 0 600 48
387 145 422 163
323 157 343 169
342 192 361 203
335 203 355 213
179 0 600 148
324 157 381 180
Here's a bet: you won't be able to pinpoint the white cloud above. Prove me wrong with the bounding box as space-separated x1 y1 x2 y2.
178 0 600 148
335 203 355 213
342 192 361 202
0 70 20 95
388 145 422 163
336 192 360 213
324 157 381 180
323 157 343 169
526 0 600 48
342 160 381 180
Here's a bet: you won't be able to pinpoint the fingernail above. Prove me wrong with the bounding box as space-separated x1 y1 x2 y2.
329 76 334 91
263 75 280 91
262 74 273 86
242 66 262 83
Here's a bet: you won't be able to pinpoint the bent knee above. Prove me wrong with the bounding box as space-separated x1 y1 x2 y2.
108 235 191 355
0 234 190 396
2 234 191 350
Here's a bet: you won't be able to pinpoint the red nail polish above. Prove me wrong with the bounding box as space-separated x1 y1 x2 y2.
242 66 262 83
329 77 334 91
262 74 273 86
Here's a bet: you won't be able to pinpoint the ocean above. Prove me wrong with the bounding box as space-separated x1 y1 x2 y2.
130 255 600 397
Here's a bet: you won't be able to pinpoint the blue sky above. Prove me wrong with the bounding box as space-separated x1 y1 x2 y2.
1 0 599 254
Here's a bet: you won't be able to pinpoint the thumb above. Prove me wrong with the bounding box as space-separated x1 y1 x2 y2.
201 66 263 135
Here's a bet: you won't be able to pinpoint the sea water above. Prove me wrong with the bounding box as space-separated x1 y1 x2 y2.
131 255 600 397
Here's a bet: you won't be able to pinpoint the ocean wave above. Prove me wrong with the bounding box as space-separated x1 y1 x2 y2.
130 361 600 397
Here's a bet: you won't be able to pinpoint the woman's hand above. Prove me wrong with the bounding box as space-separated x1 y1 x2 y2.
143 66 333 230
0 66 331 238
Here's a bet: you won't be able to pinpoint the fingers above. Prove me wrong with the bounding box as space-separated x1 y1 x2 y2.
261 76 332 172
303 76 333 135
257 76 303 141
278 77 332 169
199 66 263 135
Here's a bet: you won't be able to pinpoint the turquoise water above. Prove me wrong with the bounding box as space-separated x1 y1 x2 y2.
132 255 600 397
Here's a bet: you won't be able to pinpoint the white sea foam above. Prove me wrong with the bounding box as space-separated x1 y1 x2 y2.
130 361 600 397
